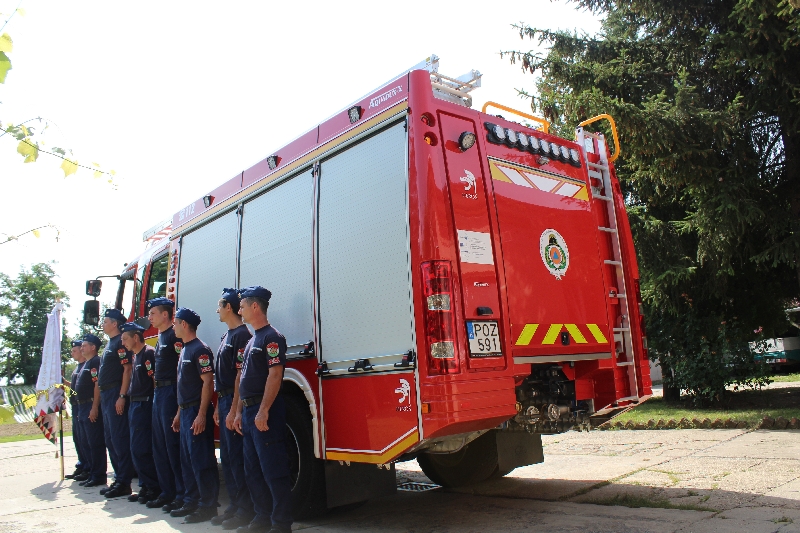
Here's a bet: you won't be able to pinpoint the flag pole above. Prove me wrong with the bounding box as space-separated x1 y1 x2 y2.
59 407 64 480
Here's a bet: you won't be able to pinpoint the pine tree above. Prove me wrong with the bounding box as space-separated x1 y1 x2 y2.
504 0 799 402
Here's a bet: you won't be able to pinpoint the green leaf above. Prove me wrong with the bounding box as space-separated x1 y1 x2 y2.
0 51 11 83
60 158 78 177
16 139 38 163
0 33 12 53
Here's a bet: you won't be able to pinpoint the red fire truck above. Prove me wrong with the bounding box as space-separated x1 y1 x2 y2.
83 55 651 517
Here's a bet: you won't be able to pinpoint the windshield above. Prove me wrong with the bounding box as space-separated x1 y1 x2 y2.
116 268 138 320
146 254 169 300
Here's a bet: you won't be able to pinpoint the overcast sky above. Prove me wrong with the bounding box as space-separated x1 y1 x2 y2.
0 0 600 334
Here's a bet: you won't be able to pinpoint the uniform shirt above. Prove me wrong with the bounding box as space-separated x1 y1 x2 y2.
154 326 182 381
215 324 252 392
70 361 84 404
238 324 287 400
177 338 214 405
128 345 156 398
97 334 132 387
76 356 101 401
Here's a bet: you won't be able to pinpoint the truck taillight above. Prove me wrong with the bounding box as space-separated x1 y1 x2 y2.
421 261 459 375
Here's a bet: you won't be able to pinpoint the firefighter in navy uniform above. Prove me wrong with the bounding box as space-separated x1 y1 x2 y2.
65 340 87 480
170 308 220 523
212 288 254 529
144 297 186 512
234 286 293 533
77 334 107 488
97 308 136 498
120 322 160 504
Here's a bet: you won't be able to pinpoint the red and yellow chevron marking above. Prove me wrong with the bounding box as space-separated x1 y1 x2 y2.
489 158 589 201
515 323 609 346
325 429 419 464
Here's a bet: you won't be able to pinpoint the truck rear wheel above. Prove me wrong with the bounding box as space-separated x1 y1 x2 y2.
285 393 327 519
417 431 499 488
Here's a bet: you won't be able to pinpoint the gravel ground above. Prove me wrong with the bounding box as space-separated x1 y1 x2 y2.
2 428 800 532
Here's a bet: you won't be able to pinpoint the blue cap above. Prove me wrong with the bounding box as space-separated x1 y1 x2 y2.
238 286 272 302
82 334 102 348
175 307 201 327
71 339 83 348
146 297 174 310
104 308 126 323
221 288 240 305
120 322 145 334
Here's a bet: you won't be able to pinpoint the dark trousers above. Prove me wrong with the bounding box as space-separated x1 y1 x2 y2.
78 401 107 483
129 399 159 490
71 401 86 470
242 400 293 528
100 388 135 485
152 385 184 503
179 404 219 509
218 393 253 517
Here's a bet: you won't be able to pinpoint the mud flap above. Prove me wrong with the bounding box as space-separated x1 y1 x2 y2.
325 461 396 508
496 431 544 473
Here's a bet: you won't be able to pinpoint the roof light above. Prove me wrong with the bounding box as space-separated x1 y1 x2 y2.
267 155 279 170
559 145 570 162
505 128 518 146
539 140 550 156
517 134 529 150
569 148 581 167
458 132 477 152
485 123 506 144
202 195 214 208
528 136 541 154
347 105 362 124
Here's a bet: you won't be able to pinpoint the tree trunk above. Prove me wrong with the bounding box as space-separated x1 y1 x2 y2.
782 125 800 294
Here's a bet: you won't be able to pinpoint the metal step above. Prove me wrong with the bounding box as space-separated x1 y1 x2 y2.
587 161 609 171
604 260 622 266
617 361 634 367
594 194 613 202
609 293 627 298
616 395 640 403
599 227 617 233
613 327 630 332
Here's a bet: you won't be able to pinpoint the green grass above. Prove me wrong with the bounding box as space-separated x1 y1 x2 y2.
612 390 800 428
769 373 800 383
0 432 72 444
585 493 718 512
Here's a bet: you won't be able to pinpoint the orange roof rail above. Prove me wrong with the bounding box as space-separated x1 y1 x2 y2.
578 114 620 162
481 101 550 134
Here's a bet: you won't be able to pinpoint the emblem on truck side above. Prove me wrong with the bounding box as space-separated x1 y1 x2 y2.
394 378 411 405
460 170 478 200
540 229 569 280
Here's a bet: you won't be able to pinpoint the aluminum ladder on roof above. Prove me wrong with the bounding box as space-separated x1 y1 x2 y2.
575 127 639 403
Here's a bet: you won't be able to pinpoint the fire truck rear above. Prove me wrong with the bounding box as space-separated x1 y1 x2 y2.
83 55 651 517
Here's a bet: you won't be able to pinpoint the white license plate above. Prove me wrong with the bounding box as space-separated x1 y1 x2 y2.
467 321 502 358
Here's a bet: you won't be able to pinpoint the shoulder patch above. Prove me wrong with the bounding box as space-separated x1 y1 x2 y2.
175 342 183 353
266 342 279 357
198 354 210 367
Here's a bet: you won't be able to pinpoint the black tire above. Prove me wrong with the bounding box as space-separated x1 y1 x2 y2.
285 393 327 519
417 431 499 488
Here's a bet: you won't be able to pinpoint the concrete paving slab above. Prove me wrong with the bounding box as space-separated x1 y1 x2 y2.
694 430 800 459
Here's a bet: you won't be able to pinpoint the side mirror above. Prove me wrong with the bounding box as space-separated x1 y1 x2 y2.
135 316 151 329
83 300 100 326
86 279 102 298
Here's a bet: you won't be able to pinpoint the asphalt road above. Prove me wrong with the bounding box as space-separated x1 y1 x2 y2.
2 429 800 532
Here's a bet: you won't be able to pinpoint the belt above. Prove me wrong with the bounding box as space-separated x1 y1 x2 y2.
155 380 175 388
76 398 93 405
130 395 151 402
99 381 121 392
217 387 234 398
179 400 200 410
241 395 263 407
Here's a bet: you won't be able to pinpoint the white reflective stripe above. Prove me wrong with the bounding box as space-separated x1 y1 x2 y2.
326 426 417 454
554 183 581 197
522 172 559 192
498 166 533 188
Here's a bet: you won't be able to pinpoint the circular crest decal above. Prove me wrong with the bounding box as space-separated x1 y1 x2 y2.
539 229 569 280
145 360 152 371
266 343 279 357
90 368 98 377
174 342 183 353
198 354 210 367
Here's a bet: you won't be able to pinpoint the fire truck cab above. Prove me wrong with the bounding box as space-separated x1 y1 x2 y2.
84 55 651 517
